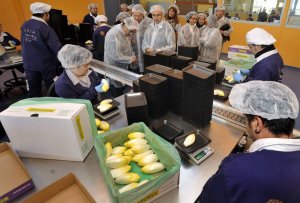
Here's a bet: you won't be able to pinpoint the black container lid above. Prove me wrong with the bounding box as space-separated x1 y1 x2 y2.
164 69 183 79
198 57 217 64
156 51 177 56
144 52 156 57
178 45 198 48
216 67 225 73
125 92 147 108
183 65 215 79
139 73 167 85
146 64 172 74
175 130 211 154
152 120 184 142
189 61 211 69
172 55 193 61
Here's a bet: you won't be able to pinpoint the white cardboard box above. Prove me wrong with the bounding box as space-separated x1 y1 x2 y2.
228 45 254 59
0 103 94 161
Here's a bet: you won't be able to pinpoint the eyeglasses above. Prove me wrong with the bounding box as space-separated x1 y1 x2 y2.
152 14 162 17
190 17 198 20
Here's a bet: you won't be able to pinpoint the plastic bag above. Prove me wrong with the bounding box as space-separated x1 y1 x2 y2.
94 122 181 203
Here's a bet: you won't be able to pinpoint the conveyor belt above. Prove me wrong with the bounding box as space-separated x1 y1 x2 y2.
212 100 247 129
90 59 141 87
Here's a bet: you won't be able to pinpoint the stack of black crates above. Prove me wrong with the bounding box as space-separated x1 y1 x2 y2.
156 51 176 67
125 92 149 125
182 65 216 126
163 70 183 116
146 64 172 76
178 45 199 61
139 73 168 118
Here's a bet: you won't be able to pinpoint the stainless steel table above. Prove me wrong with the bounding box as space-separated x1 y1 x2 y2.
15 96 244 203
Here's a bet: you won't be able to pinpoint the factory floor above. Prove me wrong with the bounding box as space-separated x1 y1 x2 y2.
1 55 300 143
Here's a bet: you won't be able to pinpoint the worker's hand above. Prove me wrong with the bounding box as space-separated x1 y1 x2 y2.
145 48 153 54
131 56 137 64
95 79 110 93
233 72 243 82
240 68 250 75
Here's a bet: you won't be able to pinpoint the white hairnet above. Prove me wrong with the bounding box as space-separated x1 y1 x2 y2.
229 81 299 120
198 13 207 19
169 4 180 14
207 15 219 28
88 3 98 10
95 15 108 24
124 17 139 30
132 4 147 16
30 2 51 14
150 5 165 15
128 4 135 10
185 11 198 21
246 28 276 45
58 44 92 69
216 6 226 11
116 12 131 22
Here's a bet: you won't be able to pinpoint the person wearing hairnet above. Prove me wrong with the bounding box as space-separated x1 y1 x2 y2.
235 28 283 83
92 15 111 61
131 4 153 73
120 3 128 12
21 2 62 97
198 15 222 61
0 23 20 47
196 81 300 203
127 4 135 15
104 17 138 97
83 3 98 25
177 11 200 47
114 12 131 25
196 13 207 34
55 44 108 104
215 6 233 43
142 5 176 54
165 4 181 33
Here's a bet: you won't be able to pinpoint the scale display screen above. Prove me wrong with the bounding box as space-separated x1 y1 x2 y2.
194 151 206 161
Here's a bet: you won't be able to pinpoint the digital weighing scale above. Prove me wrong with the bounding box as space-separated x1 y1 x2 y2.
175 130 214 165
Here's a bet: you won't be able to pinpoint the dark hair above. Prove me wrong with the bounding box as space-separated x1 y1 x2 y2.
165 7 179 24
246 115 295 136
33 13 45 18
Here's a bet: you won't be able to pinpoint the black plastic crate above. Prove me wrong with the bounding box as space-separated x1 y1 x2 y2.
146 64 172 76
215 67 225 84
197 57 217 71
125 92 149 125
170 55 193 70
189 61 211 70
133 80 140 92
144 53 156 68
178 45 199 61
156 51 176 67
152 120 184 143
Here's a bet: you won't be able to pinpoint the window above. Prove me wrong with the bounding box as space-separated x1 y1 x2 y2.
287 0 300 26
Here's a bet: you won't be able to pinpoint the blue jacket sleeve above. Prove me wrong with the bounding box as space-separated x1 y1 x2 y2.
42 25 62 54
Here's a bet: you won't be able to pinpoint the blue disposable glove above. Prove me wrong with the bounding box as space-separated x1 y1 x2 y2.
233 72 243 82
240 68 250 75
8 40 16 47
95 79 110 93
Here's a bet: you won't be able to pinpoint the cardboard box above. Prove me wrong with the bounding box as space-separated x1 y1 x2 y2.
136 171 180 203
0 103 94 161
228 45 254 59
0 143 34 203
23 173 96 203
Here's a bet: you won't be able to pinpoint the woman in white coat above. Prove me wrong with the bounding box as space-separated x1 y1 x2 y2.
177 11 200 47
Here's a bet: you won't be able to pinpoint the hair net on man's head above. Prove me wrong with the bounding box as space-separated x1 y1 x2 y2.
150 5 165 15
246 28 276 45
116 12 131 22
229 81 299 120
198 13 207 19
58 44 92 69
216 6 226 11
169 4 180 14
30 2 51 14
88 3 98 10
185 11 198 21
207 15 219 28
123 17 139 30
132 4 147 16
128 4 135 10
95 15 108 24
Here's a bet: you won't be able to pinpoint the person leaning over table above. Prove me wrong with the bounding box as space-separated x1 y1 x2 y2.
104 17 139 97
177 11 200 47
55 44 108 105
92 15 111 61
195 80 300 203
233 28 284 83
82 3 98 25
198 15 222 61
21 2 62 98
142 5 176 54
0 23 20 47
